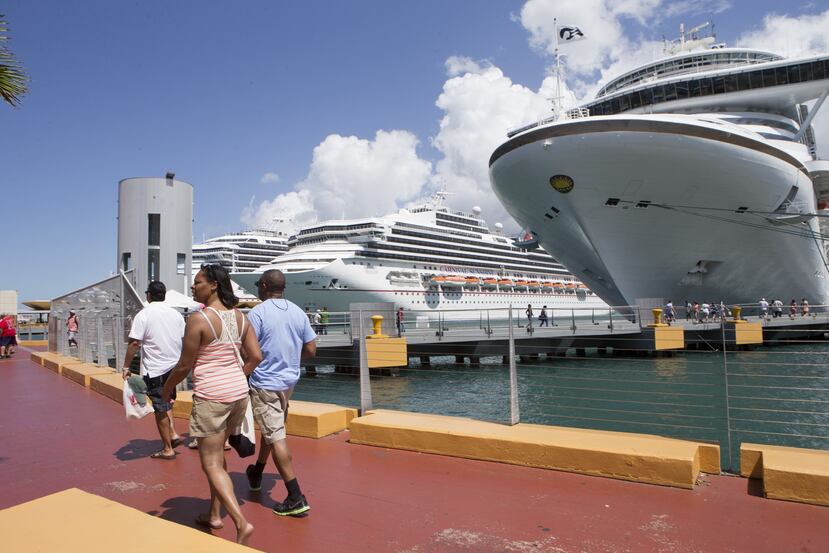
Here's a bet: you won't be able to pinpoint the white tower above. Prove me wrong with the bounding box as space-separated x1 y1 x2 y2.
117 174 194 294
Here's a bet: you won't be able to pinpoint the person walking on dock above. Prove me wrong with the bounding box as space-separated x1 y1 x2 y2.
161 265 262 545
801 298 810 317
320 307 330 335
539 306 549 327
0 314 15 358
790 299 797 318
245 269 317 518
122 281 185 460
66 311 79 348
525 304 534 331
396 307 405 336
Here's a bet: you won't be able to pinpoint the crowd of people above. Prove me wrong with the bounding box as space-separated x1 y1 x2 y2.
120 265 316 545
663 298 814 325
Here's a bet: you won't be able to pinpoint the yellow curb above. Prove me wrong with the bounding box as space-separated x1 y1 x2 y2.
62 362 114 387
19 340 48 347
741 443 829 506
350 409 720 489
90 372 127 404
36 352 80 374
0 488 258 552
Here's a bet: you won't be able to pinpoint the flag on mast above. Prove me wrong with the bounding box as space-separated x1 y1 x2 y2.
558 24 585 42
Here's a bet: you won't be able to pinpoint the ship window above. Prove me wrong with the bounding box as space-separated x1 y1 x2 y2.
814 61 826 80
635 201 651 208
737 72 750 90
675 81 689 99
724 74 738 92
699 79 712 96
775 66 789 85
735 206 748 213
544 214 553 220
664 83 677 101
605 198 620 207
712 76 725 94
689 79 700 97
762 68 776 87
800 62 813 81
749 71 762 89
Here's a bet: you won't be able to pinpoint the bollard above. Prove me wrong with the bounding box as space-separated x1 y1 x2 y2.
731 306 746 323
647 308 668 328
365 315 388 339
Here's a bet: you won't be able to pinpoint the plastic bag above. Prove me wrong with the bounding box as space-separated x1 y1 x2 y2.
124 381 154 419
228 401 256 457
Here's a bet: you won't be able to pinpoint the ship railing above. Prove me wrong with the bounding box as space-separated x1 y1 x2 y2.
506 108 591 138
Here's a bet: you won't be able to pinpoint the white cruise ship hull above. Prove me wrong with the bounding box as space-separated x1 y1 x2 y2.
233 258 608 321
489 115 829 307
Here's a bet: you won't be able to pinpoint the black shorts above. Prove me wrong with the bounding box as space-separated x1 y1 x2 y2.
0 336 13 347
143 371 177 413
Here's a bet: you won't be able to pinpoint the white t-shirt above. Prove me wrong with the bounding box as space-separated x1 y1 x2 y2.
129 302 185 378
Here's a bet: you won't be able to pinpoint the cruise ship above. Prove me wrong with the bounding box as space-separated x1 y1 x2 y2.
489 24 829 309
192 226 291 273
230 194 608 318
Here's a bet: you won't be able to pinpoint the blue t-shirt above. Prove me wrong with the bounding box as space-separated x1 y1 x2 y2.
248 298 317 391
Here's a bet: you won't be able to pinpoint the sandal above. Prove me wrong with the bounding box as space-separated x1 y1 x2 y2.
171 437 184 448
187 439 199 449
195 513 224 530
150 451 176 460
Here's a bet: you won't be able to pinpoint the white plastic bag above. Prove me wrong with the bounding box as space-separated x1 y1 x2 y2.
123 381 153 419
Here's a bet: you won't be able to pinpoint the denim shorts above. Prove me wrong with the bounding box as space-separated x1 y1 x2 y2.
143 371 177 413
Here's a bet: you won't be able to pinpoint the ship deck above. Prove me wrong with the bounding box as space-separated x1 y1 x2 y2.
2 347 828 552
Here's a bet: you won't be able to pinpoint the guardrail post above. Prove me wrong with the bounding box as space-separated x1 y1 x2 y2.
96 316 106 367
508 306 520 425
358 310 372 414
608 308 613 333
571 308 576 333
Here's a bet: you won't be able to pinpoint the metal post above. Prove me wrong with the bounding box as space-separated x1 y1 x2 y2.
358 311 373 414
508 305 520 425
550 308 555 327
96 316 106 367
112 315 123 373
608 308 614 332
571 308 576 333
721 314 734 471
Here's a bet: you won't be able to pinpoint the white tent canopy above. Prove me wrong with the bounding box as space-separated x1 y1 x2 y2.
158 289 201 310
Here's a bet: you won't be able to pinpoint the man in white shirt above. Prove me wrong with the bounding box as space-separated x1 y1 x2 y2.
122 281 186 460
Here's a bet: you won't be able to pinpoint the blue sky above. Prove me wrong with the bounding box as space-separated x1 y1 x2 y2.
3 0 829 305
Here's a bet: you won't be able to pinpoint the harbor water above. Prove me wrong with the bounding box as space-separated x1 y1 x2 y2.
293 342 829 472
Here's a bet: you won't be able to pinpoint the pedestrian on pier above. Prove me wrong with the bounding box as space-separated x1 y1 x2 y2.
245 269 317 518
790 299 797 318
539 306 549 327
525 304 534 331
801 298 810 317
66 310 79 347
759 298 769 321
664 301 674 325
0 314 15 358
772 299 783 318
122 281 185 461
396 307 405 336
161 264 261 545
320 307 330 335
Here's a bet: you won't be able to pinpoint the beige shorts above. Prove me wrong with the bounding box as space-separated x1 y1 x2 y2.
250 386 292 444
189 395 249 438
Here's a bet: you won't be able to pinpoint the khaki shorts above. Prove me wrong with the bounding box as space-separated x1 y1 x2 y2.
250 386 292 444
189 395 249 438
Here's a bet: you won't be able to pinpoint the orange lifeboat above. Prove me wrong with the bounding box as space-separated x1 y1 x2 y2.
565 282 576 293
497 278 513 288
430 275 446 286
464 276 480 287
442 275 466 288
527 280 541 289
515 279 529 288
540 281 554 291
482 278 498 289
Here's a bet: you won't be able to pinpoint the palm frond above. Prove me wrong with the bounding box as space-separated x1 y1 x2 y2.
0 14 28 107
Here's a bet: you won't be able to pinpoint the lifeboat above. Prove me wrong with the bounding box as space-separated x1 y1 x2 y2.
527 280 541 290
441 275 466 288
497 278 513 288
429 275 447 286
514 279 529 288
463 276 480 287
564 282 576 293
540 281 554 291
481 278 499 289
553 282 564 292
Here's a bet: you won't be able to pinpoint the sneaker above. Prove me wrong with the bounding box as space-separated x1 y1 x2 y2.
272 495 310 517
246 464 262 491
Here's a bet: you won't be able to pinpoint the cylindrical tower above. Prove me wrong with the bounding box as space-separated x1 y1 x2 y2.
117 174 193 294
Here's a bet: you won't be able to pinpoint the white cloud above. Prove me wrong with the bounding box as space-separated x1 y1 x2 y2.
242 130 432 229
260 172 280 185
735 9 829 57
445 56 489 77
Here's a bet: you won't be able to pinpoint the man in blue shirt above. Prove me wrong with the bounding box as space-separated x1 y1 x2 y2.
245 269 317 517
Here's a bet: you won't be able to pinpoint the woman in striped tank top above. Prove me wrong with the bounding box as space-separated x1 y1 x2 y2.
162 264 262 545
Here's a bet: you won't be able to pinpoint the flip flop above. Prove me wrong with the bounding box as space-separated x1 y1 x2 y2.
150 451 176 460
195 513 224 530
171 437 183 448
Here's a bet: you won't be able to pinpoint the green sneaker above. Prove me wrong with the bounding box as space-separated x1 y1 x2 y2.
272 495 310 517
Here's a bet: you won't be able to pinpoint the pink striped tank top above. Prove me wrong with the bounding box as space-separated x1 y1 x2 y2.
192 307 249 403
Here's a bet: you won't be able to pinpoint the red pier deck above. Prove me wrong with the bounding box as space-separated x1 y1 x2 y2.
1 349 827 552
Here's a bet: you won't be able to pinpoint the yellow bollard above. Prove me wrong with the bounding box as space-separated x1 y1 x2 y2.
731 306 745 323
648 308 668 327
366 315 388 339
